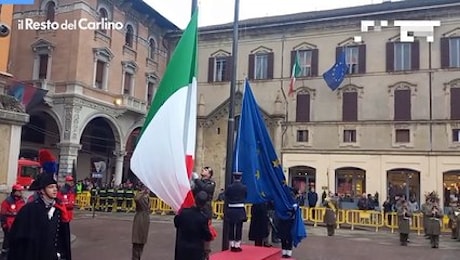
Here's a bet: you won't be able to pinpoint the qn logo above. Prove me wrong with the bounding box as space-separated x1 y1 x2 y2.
0 0 34 4
354 20 441 43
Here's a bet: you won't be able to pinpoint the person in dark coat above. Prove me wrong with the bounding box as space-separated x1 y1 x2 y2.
397 200 412 246
0 185 26 258
174 191 213 260
248 202 270 246
425 202 443 248
225 172 247 252
278 187 297 258
132 186 151 260
323 198 337 236
7 172 71 260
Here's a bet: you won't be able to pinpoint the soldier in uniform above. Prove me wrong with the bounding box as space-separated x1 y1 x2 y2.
191 167 216 259
0 185 26 258
248 202 270 246
397 200 412 246
425 202 443 248
132 186 151 260
323 197 337 236
421 197 431 238
278 187 297 258
224 172 247 252
448 206 460 239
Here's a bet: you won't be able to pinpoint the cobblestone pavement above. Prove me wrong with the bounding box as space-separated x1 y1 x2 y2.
71 212 460 260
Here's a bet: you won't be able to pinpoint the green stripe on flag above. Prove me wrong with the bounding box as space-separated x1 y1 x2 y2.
139 11 198 138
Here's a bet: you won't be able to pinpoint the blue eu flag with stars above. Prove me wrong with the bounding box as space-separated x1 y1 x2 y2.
323 51 348 91
233 79 307 247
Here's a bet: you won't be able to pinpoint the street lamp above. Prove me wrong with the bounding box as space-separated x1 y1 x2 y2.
114 98 122 106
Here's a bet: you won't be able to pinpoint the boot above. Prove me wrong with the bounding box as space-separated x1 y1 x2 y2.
234 241 242 252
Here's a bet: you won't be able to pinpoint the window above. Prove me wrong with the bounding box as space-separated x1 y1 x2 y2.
208 55 233 82
395 129 410 143
149 39 156 59
449 38 460 67
387 41 419 72
95 60 105 89
451 87 460 120
453 129 460 142
255 53 268 79
147 82 154 104
336 45 365 74
98 8 108 34
125 25 134 47
441 37 460 68
291 49 319 77
343 130 356 143
38 54 49 80
214 57 227 82
394 89 411 120
394 43 411 71
295 92 310 122
342 91 358 122
124 72 132 95
296 130 309 142
45 1 55 22
345 46 359 74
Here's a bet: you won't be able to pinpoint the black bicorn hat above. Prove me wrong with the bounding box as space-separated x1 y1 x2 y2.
29 173 57 190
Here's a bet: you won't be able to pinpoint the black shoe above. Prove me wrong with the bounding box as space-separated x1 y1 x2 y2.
282 255 291 258
263 243 272 247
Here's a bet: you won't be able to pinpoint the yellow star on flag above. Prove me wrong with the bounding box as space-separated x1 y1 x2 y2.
272 159 280 168
255 170 260 180
260 191 266 198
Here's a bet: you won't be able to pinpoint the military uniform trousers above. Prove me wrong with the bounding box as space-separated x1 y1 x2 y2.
225 206 247 241
426 218 442 248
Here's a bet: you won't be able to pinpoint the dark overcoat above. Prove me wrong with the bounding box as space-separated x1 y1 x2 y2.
7 198 71 260
248 203 269 241
425 206 443 236
397 207 412 234
174 207 213 260
132 192 151 244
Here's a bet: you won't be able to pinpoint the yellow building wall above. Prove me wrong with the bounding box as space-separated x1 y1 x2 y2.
0 4 13 73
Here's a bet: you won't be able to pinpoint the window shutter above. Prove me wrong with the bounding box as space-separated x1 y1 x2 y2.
342 92 358 122
394 89 411 121
358 45 366 74
386 42 394 72
411 41 420 70
207 57 215 83
225 56 233 81
311 49 319 77
440 37 450 69
451 88 460 120
295 93 310 122
336 47 343 61
96 61 104 83
267 52 274 79
248 54 255 80
290 51 296 75
39 55 48 79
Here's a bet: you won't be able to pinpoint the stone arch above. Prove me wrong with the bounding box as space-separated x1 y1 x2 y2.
386 168 421 203
78 113 123 150
288 165 316 193
335 167 366 198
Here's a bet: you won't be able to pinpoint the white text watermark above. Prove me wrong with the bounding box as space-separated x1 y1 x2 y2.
354 20 441 43
17 18 124 31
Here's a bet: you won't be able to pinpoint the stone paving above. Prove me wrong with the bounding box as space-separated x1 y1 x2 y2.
71 212 460 260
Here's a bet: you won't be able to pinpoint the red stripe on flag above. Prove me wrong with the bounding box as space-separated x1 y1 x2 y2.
288 78 295 97
179 155 195 212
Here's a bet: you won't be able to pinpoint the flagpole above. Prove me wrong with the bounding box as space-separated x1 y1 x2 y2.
191 0 198 15
222 0 240 251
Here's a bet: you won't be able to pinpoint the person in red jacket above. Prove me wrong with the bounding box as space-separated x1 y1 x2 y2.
0 184 26 257
57 175 76 221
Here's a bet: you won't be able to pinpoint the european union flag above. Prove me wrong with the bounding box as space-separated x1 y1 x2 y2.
233 79 307 247
323 51 348 91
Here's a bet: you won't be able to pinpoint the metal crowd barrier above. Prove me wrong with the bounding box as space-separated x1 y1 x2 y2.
75 194 452 234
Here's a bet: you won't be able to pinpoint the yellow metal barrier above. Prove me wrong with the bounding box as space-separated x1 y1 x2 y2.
213 201 224 220
75 192 91 209
308 207 325 227
346 210 384 232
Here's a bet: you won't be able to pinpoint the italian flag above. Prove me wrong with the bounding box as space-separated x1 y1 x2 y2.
130 11 198 212
288 52 301 97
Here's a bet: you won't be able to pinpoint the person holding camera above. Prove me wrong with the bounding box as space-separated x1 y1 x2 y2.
425 202 443 248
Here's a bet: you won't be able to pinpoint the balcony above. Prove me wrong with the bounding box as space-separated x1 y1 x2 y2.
114 94 147 115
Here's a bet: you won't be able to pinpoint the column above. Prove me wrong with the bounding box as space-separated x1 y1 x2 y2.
92 57 97 88
121 71 126 94
113 150 126 186
32 55 39 80
130 75 136 96
57 142 81 183
272 118 283 158
46 53 53 80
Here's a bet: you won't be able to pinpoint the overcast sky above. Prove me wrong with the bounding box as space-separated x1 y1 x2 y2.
146 0 404 29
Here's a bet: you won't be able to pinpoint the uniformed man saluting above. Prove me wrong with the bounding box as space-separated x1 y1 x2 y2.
224 172 247 252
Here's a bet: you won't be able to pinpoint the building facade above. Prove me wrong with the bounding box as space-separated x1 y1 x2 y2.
197 0 460 206
8 0 177 185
